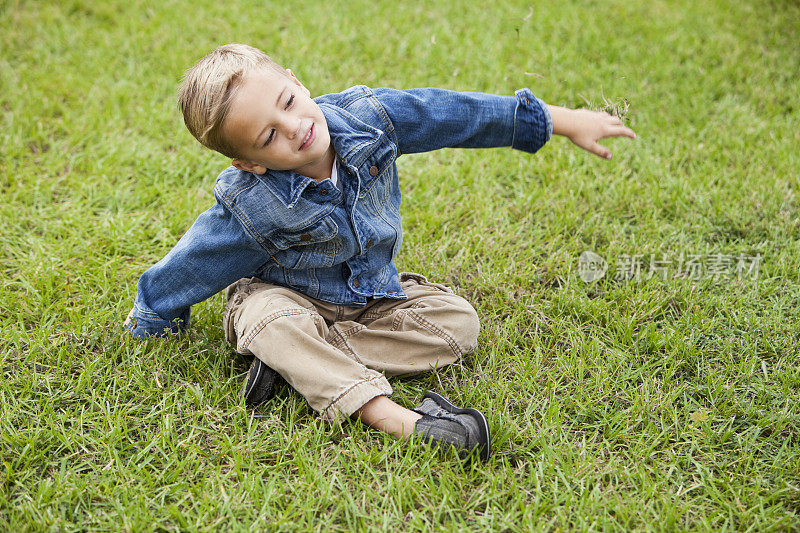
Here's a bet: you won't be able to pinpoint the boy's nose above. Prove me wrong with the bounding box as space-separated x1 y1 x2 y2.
284 118 302 139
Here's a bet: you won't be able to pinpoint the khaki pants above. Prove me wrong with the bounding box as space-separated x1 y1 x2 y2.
223 273 480 422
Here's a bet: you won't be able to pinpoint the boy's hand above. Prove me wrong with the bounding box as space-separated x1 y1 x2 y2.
547 105 636 160
123 308 134 328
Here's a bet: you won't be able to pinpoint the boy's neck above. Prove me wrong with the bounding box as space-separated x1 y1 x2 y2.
296 146 337 183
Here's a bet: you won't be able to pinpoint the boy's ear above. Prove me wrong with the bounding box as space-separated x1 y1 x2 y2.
286 68 311 98
232 159 267 175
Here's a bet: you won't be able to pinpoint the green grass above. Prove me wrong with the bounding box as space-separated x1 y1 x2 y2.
2 0 800 530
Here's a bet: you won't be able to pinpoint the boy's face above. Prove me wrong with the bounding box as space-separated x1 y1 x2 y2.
222 68 333 180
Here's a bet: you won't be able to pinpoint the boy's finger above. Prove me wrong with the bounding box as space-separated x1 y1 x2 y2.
590 142 612 160
607 126 636 139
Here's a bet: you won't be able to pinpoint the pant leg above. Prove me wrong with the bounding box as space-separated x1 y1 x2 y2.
223 278 392 422
325 272 481 376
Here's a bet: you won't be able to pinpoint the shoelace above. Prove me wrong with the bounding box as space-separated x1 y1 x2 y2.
415 398 461 423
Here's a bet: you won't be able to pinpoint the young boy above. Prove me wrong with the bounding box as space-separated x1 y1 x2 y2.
125 43 635 461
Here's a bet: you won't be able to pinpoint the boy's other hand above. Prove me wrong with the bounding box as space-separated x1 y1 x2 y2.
548 105 636 160
123 308 134 328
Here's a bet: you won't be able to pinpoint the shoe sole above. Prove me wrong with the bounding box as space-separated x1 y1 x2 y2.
240 358 277 406
240 358 264 401
423 390 491 462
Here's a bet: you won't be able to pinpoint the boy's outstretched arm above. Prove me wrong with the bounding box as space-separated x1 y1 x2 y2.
547 105 636 160
370 86 634 159
124 198 268 339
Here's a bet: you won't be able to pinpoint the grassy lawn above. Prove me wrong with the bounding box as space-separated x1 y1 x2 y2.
2 0 799 530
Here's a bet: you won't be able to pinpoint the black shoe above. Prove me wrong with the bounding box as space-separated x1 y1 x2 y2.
239 357 280 407
412 390 491 462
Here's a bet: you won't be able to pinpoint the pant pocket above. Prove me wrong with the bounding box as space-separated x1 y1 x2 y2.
398 271 454 294
222 277 261 346
223 295 243 347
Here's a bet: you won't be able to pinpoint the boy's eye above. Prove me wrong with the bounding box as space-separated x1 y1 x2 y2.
262 95 294 146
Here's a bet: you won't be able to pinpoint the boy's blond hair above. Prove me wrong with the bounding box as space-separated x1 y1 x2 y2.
178 43 287 159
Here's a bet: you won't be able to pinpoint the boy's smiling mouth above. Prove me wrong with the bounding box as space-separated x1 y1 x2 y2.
299 123 315 151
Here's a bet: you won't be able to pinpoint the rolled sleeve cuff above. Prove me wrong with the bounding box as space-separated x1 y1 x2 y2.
125 300 189 339
512 88 552 154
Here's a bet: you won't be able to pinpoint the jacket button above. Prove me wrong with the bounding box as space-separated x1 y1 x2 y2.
366 238 373 248
300 234 311 241
352 278 360 288
320 188 328 195
369 165 379 177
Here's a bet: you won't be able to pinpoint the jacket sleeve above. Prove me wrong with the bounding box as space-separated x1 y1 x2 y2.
126 199 268 339
371 87 552 157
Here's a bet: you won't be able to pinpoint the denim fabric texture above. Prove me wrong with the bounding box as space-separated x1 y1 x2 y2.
127 86 552 338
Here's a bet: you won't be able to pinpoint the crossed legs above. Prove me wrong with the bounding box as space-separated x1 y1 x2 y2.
223 274 480 438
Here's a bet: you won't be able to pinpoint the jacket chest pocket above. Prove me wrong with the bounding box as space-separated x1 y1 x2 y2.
357 140 397 216
269 217 343 270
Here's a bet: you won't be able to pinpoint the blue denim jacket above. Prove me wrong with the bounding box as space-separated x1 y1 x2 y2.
127 85 552 338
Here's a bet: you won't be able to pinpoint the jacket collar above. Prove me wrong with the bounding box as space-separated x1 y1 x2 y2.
253 100 383 209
